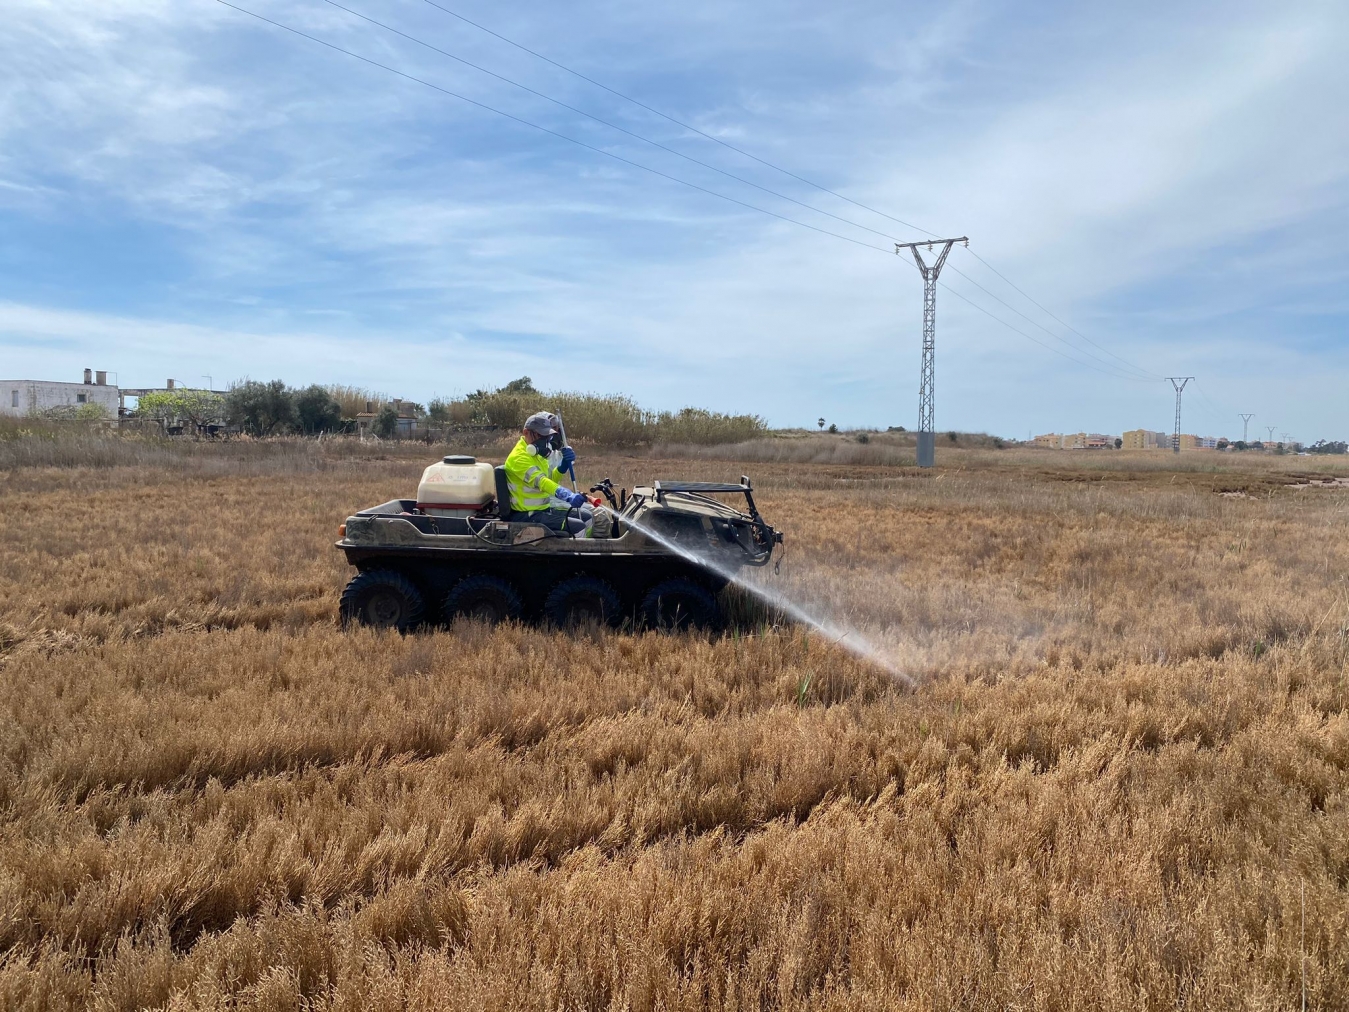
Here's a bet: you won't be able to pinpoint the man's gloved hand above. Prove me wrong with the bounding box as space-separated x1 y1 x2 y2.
560 446 576 471
565 491 588 509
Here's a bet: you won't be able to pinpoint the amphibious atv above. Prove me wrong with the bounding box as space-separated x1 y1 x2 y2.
335 457 783 631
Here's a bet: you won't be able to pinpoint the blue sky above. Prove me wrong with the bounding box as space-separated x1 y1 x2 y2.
1 0 1346 439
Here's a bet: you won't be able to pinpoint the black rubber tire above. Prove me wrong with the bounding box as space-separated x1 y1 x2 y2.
544 575 622 629
339 570 426 631
639 578 722 631
443 574 522 625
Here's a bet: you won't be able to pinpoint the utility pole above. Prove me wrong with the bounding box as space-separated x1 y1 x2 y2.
1239 413 1254 443
1166 377 1193 454
895 236 968 467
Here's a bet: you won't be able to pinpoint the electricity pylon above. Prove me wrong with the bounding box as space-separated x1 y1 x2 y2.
1266 426 1276 443
1239 413 1254 443
1166 377 1193 453
895 236 968 467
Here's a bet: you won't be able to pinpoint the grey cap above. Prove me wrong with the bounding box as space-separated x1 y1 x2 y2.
523 411 557 435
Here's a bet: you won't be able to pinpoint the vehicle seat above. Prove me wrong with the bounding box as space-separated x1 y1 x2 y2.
494 466 512 518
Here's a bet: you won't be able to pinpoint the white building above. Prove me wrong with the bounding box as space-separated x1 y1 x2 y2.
1 369 120 418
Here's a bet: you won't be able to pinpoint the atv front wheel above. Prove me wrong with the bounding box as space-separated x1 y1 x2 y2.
443 574 522 625
640 578 721 631
340 570 426 631
544 575 621 629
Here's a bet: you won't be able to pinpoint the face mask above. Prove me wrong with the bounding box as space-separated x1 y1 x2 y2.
525 442 539 456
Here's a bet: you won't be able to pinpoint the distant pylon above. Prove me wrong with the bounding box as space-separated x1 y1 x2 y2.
895 236 968 467
1166 377 1194 454
1266 426 1276 443
1239 413 1254 443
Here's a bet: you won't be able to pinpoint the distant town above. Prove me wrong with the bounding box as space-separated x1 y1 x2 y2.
1032 430 1309 452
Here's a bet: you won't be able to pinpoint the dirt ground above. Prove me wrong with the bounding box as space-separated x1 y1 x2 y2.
2 443 1348 1010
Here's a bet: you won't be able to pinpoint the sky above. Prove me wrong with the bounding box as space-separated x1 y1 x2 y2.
1 0 1346 440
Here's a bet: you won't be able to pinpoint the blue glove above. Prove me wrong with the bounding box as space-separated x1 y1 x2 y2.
565 490 587 509
560 446 576 472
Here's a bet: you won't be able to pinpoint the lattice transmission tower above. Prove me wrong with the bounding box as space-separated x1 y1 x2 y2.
1167 377 1194 454
1239 413 1254 443
895 236 968 467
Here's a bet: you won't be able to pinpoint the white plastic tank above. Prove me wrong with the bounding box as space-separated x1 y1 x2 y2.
416 455 496 517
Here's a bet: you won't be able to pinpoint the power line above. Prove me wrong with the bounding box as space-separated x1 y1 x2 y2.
216 0 1161 387
960 247 1163 379
318 0 914 247
936 280 1159 382
214 0 895 255
417 0 938 237
942 259 1156 382
409 0 1160 384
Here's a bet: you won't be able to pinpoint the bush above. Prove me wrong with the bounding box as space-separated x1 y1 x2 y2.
135 389 224 429
295 385 342 434
427 398 452 425
372 406 399 439
437 379 766 447
1308 440 1348 454
37 403 112 422
225 380 297 436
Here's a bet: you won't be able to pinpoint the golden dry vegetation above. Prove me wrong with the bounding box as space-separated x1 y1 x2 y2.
2 439 1349 1010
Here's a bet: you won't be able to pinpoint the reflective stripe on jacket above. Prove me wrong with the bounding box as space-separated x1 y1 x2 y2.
504 437 565 512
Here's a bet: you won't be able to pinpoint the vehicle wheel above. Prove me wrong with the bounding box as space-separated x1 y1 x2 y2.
340 570 426 631
544 575 621 629
640 578 721 631
443 574 522 625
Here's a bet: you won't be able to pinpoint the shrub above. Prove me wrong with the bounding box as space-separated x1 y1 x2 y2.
438 379 766 447
372 406 399 439
37 403 113 422
295 386 343 435
225 380 297 436
136 389 224 429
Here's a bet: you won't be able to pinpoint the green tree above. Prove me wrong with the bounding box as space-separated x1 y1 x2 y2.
427 398 451 424
135 389 224 430
372 405 399 439
225 380 296 436
295 385 342 434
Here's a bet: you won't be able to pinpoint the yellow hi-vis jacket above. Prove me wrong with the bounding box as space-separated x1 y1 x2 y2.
504 437 567 513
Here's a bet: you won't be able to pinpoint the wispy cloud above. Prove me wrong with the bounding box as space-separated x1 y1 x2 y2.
0 0 1345 438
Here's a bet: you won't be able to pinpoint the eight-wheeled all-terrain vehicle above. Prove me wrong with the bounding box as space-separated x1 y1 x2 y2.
336 455 783 631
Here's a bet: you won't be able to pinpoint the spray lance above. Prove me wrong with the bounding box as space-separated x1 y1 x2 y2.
554 411 609 521
554 411 577 491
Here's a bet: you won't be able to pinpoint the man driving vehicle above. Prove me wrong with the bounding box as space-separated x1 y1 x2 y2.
502 411 594 536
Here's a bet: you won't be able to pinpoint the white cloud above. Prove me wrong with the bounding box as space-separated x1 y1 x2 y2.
0 0 1344 438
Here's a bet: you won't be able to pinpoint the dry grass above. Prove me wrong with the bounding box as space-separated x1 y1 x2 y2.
2 443 1349 1010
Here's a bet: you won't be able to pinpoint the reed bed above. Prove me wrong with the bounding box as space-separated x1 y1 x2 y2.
1 445 1347 1010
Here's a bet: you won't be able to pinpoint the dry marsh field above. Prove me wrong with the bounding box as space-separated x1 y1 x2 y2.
2 439 1349 1010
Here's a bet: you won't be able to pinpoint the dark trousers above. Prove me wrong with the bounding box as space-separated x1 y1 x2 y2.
509 507 592 536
